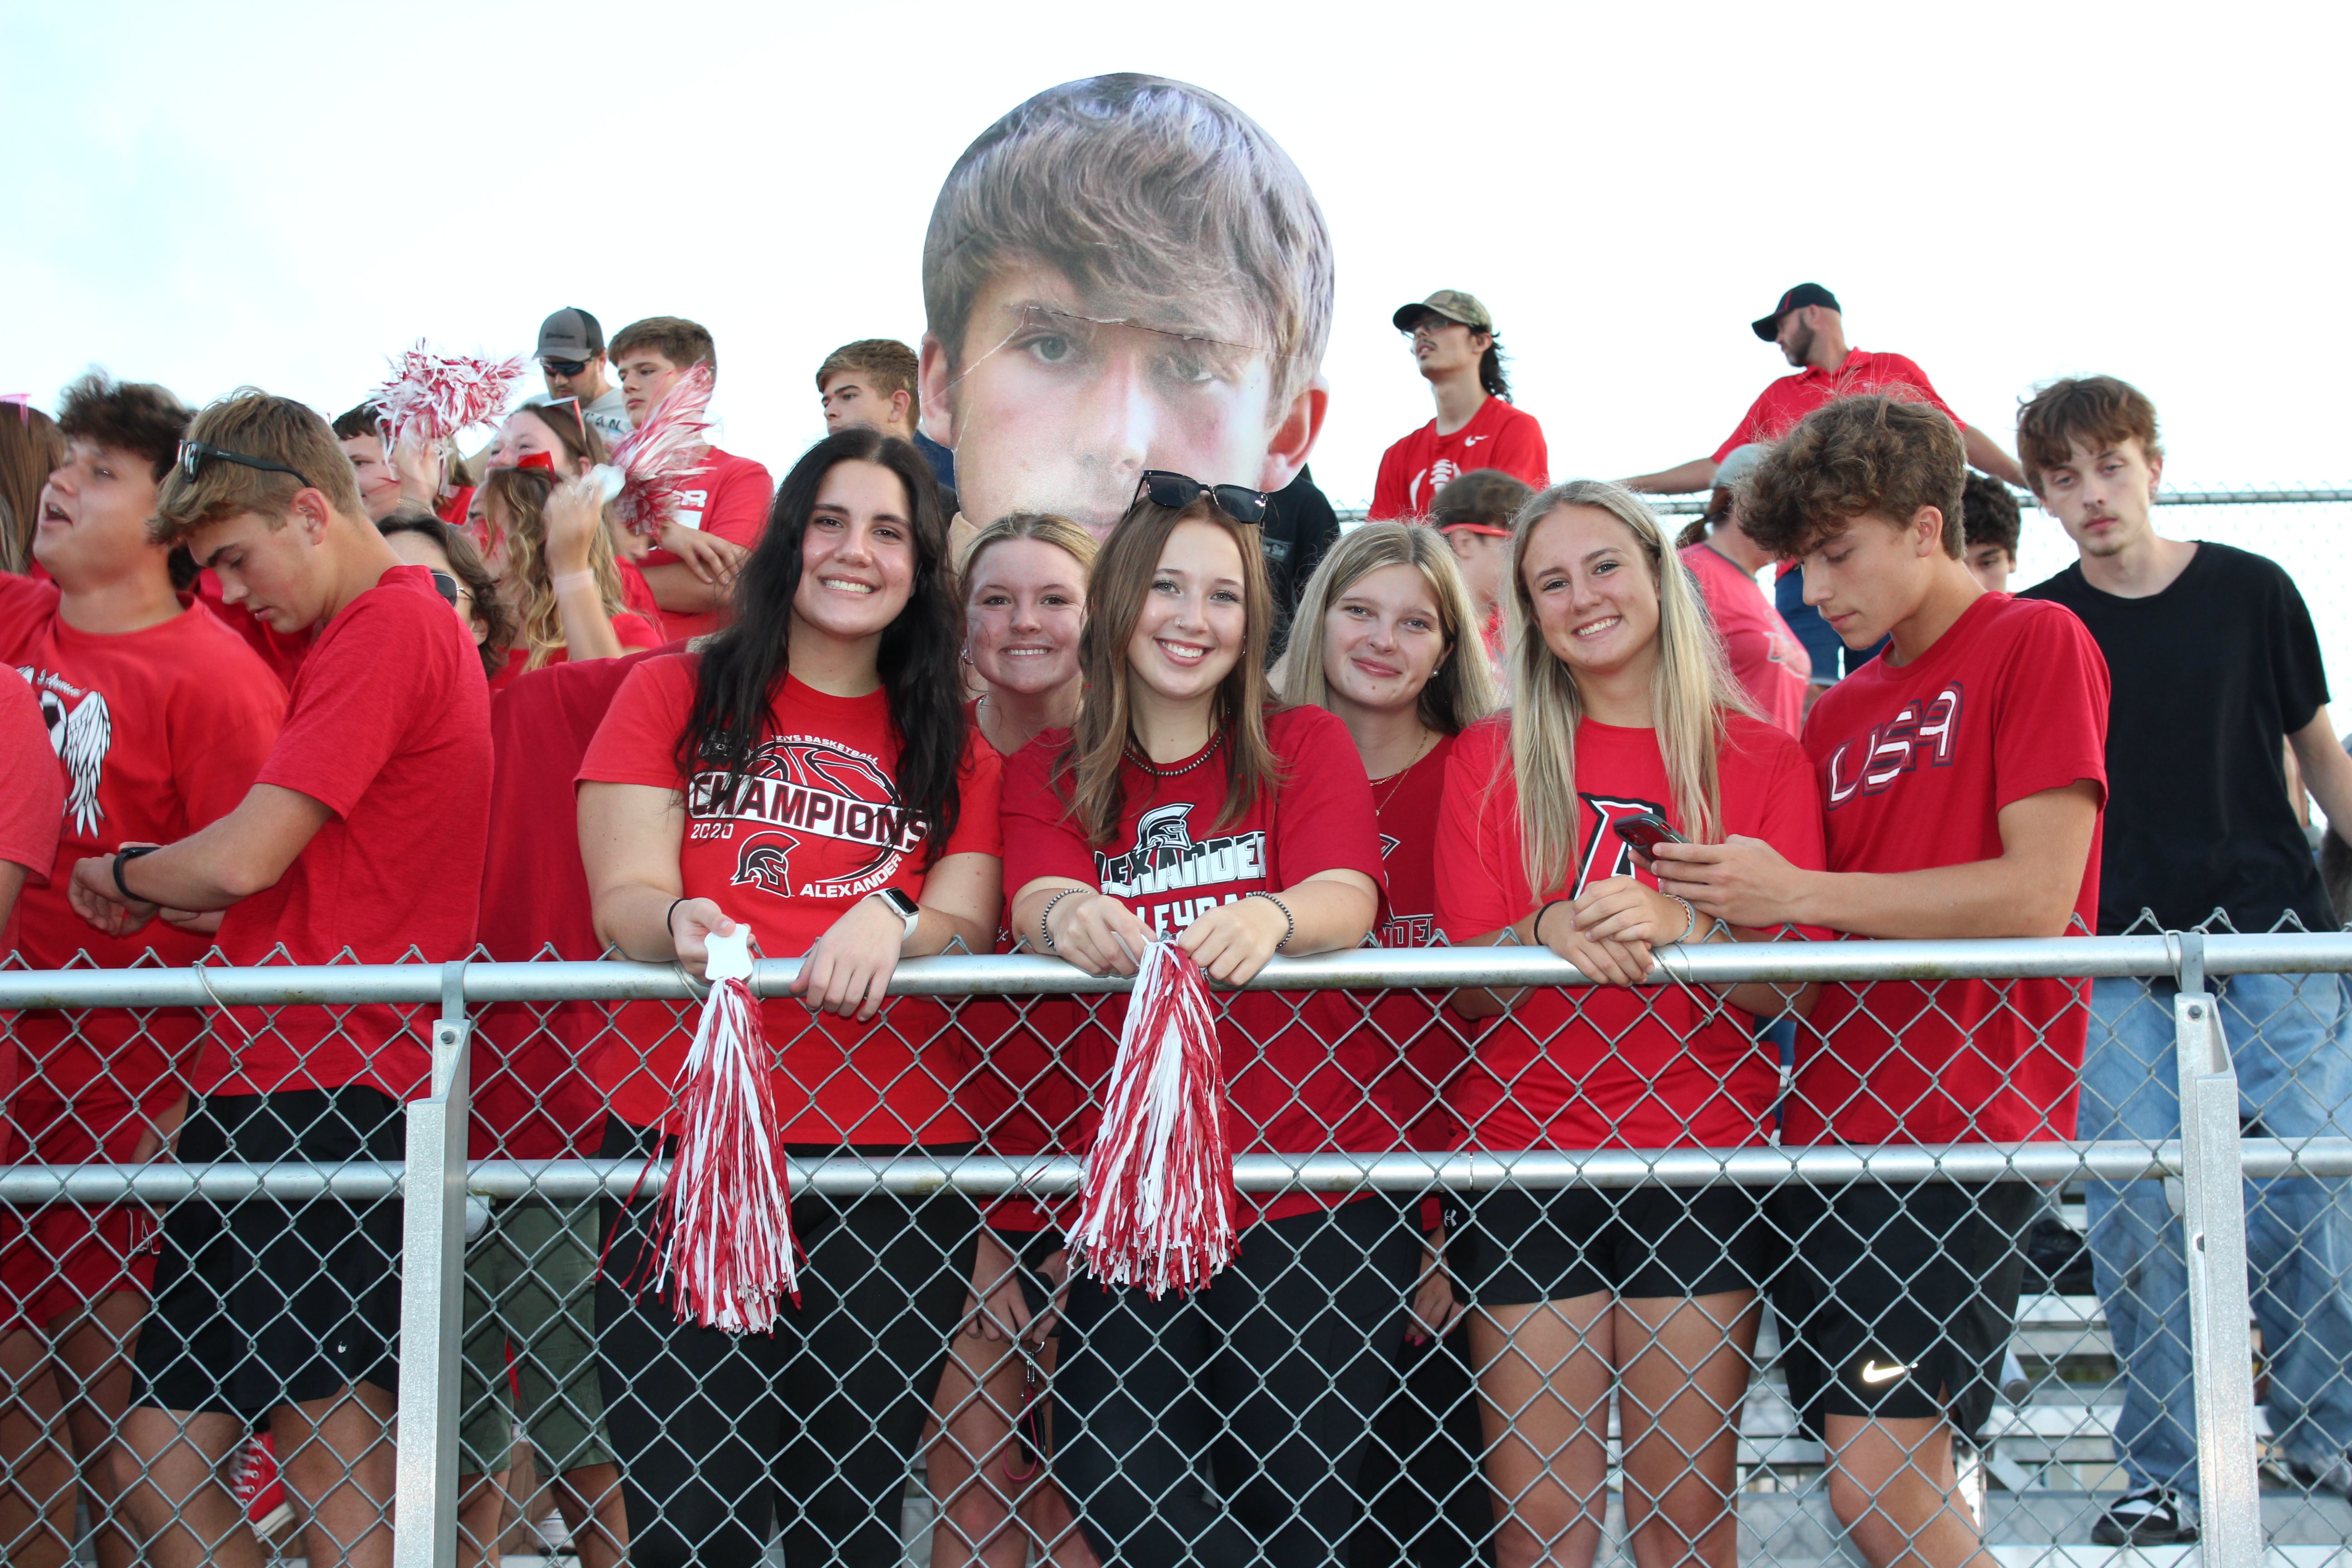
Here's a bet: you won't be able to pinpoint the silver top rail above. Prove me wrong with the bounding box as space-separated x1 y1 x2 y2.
8 1139 2352 1205
1335 486 2352 521
4 932 2347 1009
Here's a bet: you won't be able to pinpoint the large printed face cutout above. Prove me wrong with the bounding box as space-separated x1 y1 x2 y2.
918 75 1333 540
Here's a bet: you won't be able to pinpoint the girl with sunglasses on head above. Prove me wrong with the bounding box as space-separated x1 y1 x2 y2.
1435 480 1823 1568
927 512 1102 1568
577 426 1003 1568
1002 474 1413 1568
1272 519 1501 1563
377 513 514 684
466 467 660 693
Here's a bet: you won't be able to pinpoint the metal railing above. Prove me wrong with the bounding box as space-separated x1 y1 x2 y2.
4 931 2343 1566
1333 485 2352 521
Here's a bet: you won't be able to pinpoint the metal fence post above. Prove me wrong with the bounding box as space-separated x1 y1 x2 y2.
2175 936 2262 1566
392 962 471 1568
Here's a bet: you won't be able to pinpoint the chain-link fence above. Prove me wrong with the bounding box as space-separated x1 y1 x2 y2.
4 933 2350 1567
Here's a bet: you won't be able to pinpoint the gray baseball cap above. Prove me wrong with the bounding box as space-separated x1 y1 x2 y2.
1715 443 1769 490
536 307 605 361
1392 290 1494 333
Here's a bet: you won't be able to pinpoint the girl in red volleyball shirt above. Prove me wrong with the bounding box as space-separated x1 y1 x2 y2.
930 512 1100 1568
1435 480 1823 1568
578 427 1000 1568
1275 518 1502 1559
1001 475 1401 1568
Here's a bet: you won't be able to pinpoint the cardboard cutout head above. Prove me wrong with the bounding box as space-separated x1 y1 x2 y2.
920 74 1333 538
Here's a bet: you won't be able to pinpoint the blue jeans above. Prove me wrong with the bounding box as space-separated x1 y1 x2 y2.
1774 569 1886 683
2082 973 2352 1495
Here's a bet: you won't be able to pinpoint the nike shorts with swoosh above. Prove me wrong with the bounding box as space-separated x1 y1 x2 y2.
1766 1179 2035 1438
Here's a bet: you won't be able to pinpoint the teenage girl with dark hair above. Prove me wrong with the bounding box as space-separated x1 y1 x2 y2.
578 426 1003 1568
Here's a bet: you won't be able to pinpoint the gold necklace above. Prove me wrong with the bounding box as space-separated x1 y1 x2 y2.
1367 729 1439 815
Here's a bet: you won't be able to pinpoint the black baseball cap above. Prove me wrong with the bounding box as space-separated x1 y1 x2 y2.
1752 284 1840 340
536 307 605 361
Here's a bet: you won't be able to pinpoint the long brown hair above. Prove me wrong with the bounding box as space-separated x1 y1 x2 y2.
0 405 64 574
478 466 630 671
513 399 611 473
1061 493 1281 846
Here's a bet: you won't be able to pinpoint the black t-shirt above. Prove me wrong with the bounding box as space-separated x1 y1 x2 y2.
1260 464 1342 658
2022 542 2333 933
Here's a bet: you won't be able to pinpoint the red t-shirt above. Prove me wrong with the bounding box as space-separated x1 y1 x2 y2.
1000 705 1391 1226
204 566 493 1100
578 655 1003 1143
1713 349 1963 465
0 578 286 1128
0 671 63 960
1790 592 2109 1146
1367 735 1466 1156
952 704 1085 1233
195 570 309 688
636 447 775 642
1436 713 1825 1151
1369 398 1549 521
0 671 61 1099
617 557 661 621
485 612 664 695
1681 543 1811 735
472 647 676 1160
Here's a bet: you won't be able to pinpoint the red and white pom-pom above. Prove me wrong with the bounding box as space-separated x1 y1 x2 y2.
604 363 716 538
652 928 800 1331
1072 940 1238 1296
368 341 526 453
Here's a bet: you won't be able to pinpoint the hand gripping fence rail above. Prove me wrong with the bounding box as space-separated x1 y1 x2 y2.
4 933 2349 1567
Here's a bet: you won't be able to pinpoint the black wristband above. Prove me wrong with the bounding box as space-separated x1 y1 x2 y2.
665 898 685 942
1531 899 1569 947
113 846 159 904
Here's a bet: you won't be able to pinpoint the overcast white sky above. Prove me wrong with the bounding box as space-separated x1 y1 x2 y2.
3 0 2342 514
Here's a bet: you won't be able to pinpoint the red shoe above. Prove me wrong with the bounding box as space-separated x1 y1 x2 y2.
231 1430 294 1540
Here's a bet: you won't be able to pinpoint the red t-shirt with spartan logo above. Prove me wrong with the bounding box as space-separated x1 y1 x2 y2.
1435 711 1825 1152
578 654 1002 1142
1788 592 2108 1147
999 704 1391 1226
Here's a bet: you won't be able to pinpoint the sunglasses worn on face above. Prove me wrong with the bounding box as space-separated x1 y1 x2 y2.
542 357 590 377
428 569 460 606
176 440 314 492
1137 470 1269 526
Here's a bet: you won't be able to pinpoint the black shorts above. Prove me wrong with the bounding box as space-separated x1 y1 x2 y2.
1457 1182 1768 1306
1768 1179 2034 1439
132 1088 405 1418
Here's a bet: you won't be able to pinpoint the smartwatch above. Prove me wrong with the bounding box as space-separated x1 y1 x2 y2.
871 887 921 945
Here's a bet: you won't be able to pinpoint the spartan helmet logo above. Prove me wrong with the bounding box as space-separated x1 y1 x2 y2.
1135 802 1196 851
733 835 796 892
19 667 111 837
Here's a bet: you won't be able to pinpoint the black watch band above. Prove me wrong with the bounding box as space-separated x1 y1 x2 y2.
113 845 160 903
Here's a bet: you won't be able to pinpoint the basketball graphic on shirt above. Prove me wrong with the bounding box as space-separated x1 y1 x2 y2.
696 733 925 898
16 666 111 836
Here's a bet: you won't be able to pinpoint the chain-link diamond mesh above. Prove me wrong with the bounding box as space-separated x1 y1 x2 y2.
4 929 2350 1565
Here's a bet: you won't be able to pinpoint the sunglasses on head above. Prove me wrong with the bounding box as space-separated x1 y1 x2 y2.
176 439 314 492
1136 470 1269 526
542 357 590 377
